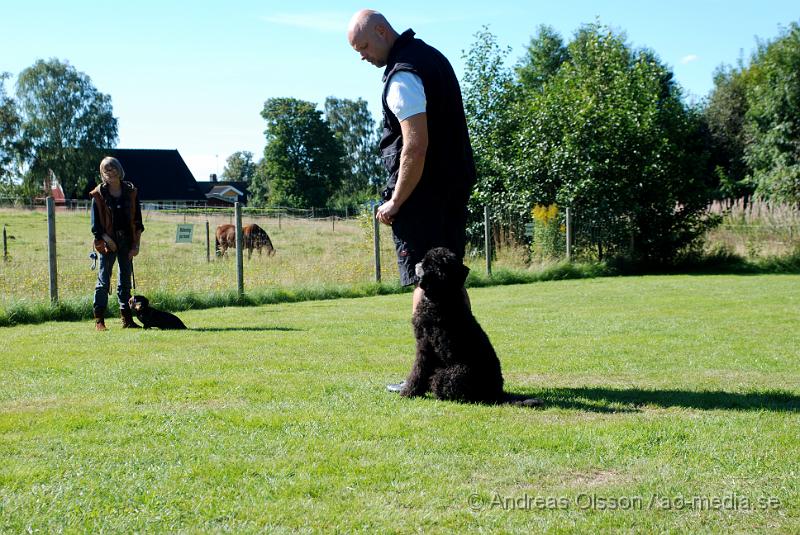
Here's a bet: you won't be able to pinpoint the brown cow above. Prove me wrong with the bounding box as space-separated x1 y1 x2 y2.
215 223 276 259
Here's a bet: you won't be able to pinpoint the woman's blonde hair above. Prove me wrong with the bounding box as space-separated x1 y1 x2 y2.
99 156 125 182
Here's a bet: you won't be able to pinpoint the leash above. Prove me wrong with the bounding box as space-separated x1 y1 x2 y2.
131 258 136 290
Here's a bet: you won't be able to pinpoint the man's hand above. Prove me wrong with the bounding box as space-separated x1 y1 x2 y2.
376 199 400 225
128 246 139 261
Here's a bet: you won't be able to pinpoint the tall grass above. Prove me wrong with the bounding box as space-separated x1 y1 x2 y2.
706 198 800 258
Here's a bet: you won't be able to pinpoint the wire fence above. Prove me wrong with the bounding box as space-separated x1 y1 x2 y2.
2 197 799 307
0 201 399 307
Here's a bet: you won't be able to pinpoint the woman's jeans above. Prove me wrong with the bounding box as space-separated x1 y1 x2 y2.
93 242 133 312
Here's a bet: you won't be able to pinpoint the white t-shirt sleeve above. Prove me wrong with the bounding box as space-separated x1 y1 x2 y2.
385 71 427 121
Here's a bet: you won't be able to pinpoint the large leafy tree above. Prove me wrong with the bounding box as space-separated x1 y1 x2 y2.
324 97 382 205
515 25 570 94
461 27 521 246
744 22 800 204
510 24 715 261
704 65 753 200
0 73 21 185
16 59 118 199
254 98 344 208
221 150 256 182
248 157 270 207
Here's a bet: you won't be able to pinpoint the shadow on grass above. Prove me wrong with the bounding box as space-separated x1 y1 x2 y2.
189 326 303 332
510 387 800 413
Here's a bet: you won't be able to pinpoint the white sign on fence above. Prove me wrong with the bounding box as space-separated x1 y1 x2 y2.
175 224 194 243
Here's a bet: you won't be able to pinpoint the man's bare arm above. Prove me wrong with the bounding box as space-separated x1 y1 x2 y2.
376 112 428 224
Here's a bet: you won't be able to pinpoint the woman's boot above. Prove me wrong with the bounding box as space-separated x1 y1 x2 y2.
93 307 107 331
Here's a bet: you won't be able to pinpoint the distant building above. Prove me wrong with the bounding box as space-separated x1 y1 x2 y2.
83 149 207 206
196 181 250 206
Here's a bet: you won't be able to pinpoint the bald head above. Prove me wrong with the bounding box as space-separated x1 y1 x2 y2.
347 9 398 68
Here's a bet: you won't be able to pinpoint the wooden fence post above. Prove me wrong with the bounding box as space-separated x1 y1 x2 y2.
235 202 244 297
484 205 492 276
206 220 210 263
46 197 58 304
566 206 573 261
373 204 381 283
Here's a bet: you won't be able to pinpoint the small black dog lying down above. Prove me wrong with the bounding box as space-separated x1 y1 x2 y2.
128 295 187 330
400 247 542 407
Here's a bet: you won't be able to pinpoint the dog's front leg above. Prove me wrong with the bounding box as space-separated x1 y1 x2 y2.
400 340 436 397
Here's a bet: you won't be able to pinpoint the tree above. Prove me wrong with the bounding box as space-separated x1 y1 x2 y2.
744 22 800 204
324 97 382 206
254 98 344 208
515 25 569 94
513 24 716 262
248 157 270 207
0 73 21 184
16 59 118 199
461 27 522 245
704 64 753 200
221 150 256 182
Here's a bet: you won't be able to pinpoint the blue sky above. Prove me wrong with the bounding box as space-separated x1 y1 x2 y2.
1 1 797 180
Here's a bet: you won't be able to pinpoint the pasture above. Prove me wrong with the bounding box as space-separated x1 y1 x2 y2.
1 274 798 532
0 207 404 309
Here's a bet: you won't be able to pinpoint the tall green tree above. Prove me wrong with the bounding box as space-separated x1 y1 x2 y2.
744 22 800 204
254 98 344 208
324 97 382 206
0 73 21 185
705 64 753 200
515 25 569 94
248 157 270 207
16 59 117 199
461 26 520 246
513 24 716 261
221 150 256 182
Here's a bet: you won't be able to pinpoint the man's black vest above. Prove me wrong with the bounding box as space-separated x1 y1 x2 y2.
379 29 476 205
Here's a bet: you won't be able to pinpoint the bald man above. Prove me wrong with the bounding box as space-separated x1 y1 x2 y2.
348 10 477 392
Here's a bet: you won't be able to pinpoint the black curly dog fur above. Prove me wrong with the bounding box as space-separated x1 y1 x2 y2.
128 295 187 330
400 248 542 407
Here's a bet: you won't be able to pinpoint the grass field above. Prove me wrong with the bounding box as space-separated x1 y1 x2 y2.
1 274 798 532
0 207 409 308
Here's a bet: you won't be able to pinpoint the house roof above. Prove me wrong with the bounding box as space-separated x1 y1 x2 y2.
196 180 250 204
83 149 206 201
207 185 244 196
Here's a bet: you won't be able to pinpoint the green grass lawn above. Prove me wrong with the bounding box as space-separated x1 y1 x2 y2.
1 274 799 532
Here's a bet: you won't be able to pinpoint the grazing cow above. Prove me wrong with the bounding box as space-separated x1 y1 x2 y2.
215 223 276 259
243 223 276 258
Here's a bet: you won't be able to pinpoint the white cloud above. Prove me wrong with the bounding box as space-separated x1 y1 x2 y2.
260 11 350 33
680 54 700 65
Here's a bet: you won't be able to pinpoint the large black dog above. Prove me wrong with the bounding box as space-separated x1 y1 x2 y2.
128 296 187 330
400 247 541 406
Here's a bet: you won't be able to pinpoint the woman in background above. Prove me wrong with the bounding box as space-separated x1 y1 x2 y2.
89 156 144 330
